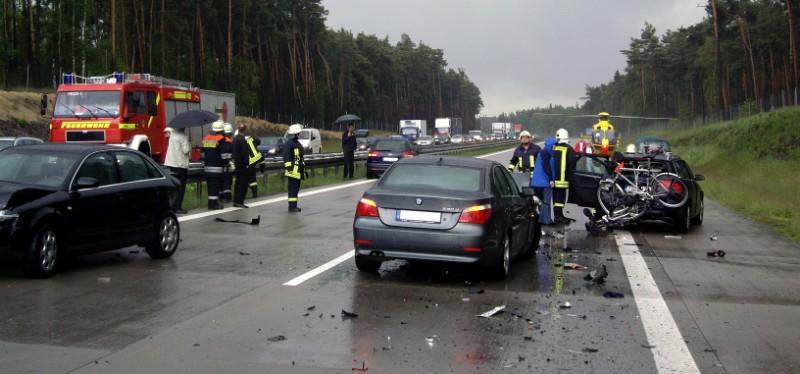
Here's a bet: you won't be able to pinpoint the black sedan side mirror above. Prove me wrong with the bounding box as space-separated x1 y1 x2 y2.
694 174 705 181
75 177 100 190
520 187 536 197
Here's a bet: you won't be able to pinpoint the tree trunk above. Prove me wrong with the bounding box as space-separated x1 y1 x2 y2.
227 0 232 89
737 17 759 105
788 0 799 101
110 0 116 69
710 0 726 119
160 0 165 75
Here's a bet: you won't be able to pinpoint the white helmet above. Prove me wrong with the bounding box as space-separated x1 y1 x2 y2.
625 144 637 153
519 130 532 139
555 128 569 143
211 120 225 133
287 123 303 135
223 123 234 135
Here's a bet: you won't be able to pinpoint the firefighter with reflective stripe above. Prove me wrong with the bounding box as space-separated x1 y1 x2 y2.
202 121 227 210
552 128 577 224
283 124 306 213
220 122 234 202
246 135 262 198
508 130 540 173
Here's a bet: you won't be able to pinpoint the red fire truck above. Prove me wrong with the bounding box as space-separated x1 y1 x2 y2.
48 72 235 163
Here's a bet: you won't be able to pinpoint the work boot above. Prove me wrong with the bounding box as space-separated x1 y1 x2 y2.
234 203 249 209
250 188 258 198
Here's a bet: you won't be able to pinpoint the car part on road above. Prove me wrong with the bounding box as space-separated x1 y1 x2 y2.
603 291 625 298
341 309 359 319
664 235 682 240
584 264 608 283
476 305 506 318
214 215 261 225
563 262 587 270
559 301 572 309
707 250 726 258
267 335 286 342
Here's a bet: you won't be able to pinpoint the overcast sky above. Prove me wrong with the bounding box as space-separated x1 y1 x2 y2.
323 0 707 116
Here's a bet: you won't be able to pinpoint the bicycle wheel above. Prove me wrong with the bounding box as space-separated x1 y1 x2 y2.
652 173 689 208
597 179 648 223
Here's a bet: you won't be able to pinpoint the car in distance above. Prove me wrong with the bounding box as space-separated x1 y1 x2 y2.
450 134 465 144
257 136 285 157
414 135 434 147
353 156 541 278
570 152 704 233
285 128 322 154
635 136 672 155
0 136 44 150
0 144 181 277
356 137 371 151
366 138 416 179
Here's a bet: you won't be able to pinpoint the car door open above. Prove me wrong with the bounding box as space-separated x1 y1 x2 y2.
569 155 608 208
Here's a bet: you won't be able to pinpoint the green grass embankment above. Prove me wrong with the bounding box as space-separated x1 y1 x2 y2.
653 107 800 241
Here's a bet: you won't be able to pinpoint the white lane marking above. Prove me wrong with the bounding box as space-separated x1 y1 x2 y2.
615 231 700 374
178 179 376 222
283 251 355 286
281 147 514 287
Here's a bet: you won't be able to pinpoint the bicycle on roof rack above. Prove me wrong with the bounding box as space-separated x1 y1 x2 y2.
587 153 689 231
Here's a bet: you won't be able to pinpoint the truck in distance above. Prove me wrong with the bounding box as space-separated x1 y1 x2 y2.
434 117 463 144
399 120 427 141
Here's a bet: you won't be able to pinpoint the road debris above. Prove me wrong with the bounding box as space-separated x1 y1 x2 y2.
214 215 261 225
584 264 608 283
707 250 726 258
267 335 286 342
97 277 111 283
425 335 440 347
476 305 506 318
306 305 316 311
603 291 625 298
563 262 587 270
710 233 719 241
664 235 682 240
238 251 250 256
467 287 485 294
582 347 599 353
341 310 359 319
559 301 572 309
351 361 368 372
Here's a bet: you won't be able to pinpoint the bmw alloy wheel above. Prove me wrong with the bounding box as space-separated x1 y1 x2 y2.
40 229 58 272
160 216 179 253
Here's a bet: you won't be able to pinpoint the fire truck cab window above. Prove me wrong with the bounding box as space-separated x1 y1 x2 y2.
146 92 158 116
126 91 146 114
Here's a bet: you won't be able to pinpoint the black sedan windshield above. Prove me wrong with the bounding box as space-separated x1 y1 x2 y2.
373 140 410 152
382 164 483 192
0 140 12 150
0 149 80 187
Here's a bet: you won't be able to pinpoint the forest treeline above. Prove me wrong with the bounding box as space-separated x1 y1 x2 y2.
506 0 798 136
0 0 483 128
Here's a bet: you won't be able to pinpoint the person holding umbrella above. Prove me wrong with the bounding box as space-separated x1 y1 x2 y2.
342 123 357 179
163 126 190 214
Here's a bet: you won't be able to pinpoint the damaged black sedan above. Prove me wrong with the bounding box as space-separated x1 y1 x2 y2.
0 144 181 277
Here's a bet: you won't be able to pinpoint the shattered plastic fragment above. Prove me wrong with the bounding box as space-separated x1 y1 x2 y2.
603 291 624 298
425 335 440 347
710 233 719 241
267 335 286 342
584 264 608 283
707 250 726 258
664 235 682 240
563 262 587 270
341 310 359 319
476 305 506 318
97 277 111 283
582 348 599 353
559 301 572 309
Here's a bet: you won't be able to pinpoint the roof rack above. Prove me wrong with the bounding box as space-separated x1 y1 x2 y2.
61 72 194 89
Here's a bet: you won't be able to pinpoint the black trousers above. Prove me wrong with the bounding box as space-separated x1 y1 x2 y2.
169 167 187 210
205 173 222 209
553 187 568 217
288 178 301 208
343 150 355 178
221 170 233 201
248 167 258 197
234 165 250 205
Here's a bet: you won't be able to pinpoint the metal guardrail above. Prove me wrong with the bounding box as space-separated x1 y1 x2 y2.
180 140 516 198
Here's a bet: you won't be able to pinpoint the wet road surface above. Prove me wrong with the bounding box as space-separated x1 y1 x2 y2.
0 149 798 373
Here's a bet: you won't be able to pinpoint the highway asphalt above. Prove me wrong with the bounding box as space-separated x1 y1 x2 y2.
0 149 798 373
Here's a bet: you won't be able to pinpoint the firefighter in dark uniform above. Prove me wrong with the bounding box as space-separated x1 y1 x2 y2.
246 135 262 198
202 121 226 210
283 124 306 213
220 122 234 202
552 128 577 224
507 130 540 173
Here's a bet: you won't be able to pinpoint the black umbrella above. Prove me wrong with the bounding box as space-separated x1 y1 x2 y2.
168 110 219 129
334 114 361 124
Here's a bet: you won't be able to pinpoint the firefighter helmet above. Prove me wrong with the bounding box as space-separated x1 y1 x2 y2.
223 123 234 135
555 128 569 143
519 130 532 139
287 124 303 135
626 144 637 153
211 120 225 133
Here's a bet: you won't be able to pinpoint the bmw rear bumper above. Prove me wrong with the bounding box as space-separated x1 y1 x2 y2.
353 217 502 265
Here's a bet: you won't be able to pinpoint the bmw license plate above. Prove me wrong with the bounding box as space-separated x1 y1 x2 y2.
396 210 441 223
383 157 399 162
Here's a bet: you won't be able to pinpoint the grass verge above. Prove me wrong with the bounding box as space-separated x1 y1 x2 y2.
650 107 800 241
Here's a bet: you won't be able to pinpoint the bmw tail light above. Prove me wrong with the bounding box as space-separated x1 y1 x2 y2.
368 151 381 157
356 198 379 217
401 151 415 158
660 179 684 194
458 204 492 224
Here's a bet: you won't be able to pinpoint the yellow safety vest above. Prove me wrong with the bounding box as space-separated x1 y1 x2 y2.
553 144 570 188
284 147 303 180
246 137 264 166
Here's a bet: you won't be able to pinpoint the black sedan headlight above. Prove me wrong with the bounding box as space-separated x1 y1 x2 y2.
0 210 18 223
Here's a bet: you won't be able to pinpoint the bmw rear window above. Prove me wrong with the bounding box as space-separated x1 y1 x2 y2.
373 140 410 152
381 164 483 192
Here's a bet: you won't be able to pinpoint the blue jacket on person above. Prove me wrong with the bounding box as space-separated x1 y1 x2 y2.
531 136 556 188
